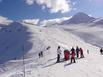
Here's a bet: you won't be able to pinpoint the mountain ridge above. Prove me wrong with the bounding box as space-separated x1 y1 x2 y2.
61 12 103 25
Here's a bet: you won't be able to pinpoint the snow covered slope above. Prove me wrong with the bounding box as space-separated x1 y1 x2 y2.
62 24 103 47
0 22 103 77
61 12 95 24
93 18 103 25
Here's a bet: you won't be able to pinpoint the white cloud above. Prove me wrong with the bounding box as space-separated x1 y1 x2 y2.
25 0 72 13
25 0 35 5
40 16 72 26
72 2 77 6
88 14 92 17
0 16 13 25
22 19 39 25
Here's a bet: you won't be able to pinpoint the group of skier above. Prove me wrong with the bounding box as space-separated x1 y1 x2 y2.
38 51 43 58
38 46 51 58
38 45 103 66
56 46 84 63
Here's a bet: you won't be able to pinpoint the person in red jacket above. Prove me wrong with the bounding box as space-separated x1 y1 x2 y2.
64 50 70 61
71 47 76 63
80 47 84 58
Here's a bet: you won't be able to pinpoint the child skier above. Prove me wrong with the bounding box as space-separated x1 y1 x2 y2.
80 47 84 58
64 50 70 61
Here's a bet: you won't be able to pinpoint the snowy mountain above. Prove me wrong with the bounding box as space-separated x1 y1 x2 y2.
62 12 95 24
93 18 103 25
22 19 39 25
0 20 103 77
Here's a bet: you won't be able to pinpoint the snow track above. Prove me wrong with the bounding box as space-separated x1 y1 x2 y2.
0 23 103 77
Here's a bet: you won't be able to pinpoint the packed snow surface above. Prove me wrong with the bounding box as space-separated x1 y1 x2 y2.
0 22 103 77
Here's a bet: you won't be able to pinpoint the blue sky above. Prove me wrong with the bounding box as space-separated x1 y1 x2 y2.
0 0 103 20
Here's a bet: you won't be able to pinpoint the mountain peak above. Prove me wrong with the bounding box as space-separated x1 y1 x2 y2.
74 12 89 17
62 12 96 24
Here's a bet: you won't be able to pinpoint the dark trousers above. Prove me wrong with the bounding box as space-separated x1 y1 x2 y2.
100 51 103 55
57 54 60 62
71 57 76 63
80 54 84 58
77 53 79 58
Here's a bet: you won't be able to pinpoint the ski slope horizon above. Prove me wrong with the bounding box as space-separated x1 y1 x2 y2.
0 21 103 77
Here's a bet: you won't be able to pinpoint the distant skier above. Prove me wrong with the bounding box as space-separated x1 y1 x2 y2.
41 51 43 57
38 51 43 58
100 48 103 55
57 46 62 63
76 46 80 58
80 47 84 58
38 53 41 58
87 50 89 54
46 46 51 50
71 47 76 63
64 50 70 61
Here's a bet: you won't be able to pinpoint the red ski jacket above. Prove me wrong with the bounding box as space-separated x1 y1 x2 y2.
64 50 70 60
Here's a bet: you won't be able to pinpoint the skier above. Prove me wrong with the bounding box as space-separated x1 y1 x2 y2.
38 51 43 58
38 53 41 58
64 50 70 61
41 51 43 57
80 47 84 58
57 46 62 63
100 48 103 55
87 50 89 54
46 46 51 50
71 47 76 63
76 46 80 58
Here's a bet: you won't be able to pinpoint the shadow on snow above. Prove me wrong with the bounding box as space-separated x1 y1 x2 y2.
0 22 33 64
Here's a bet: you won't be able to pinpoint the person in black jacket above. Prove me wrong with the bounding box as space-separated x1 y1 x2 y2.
100 48 103 55
76 46 80 58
